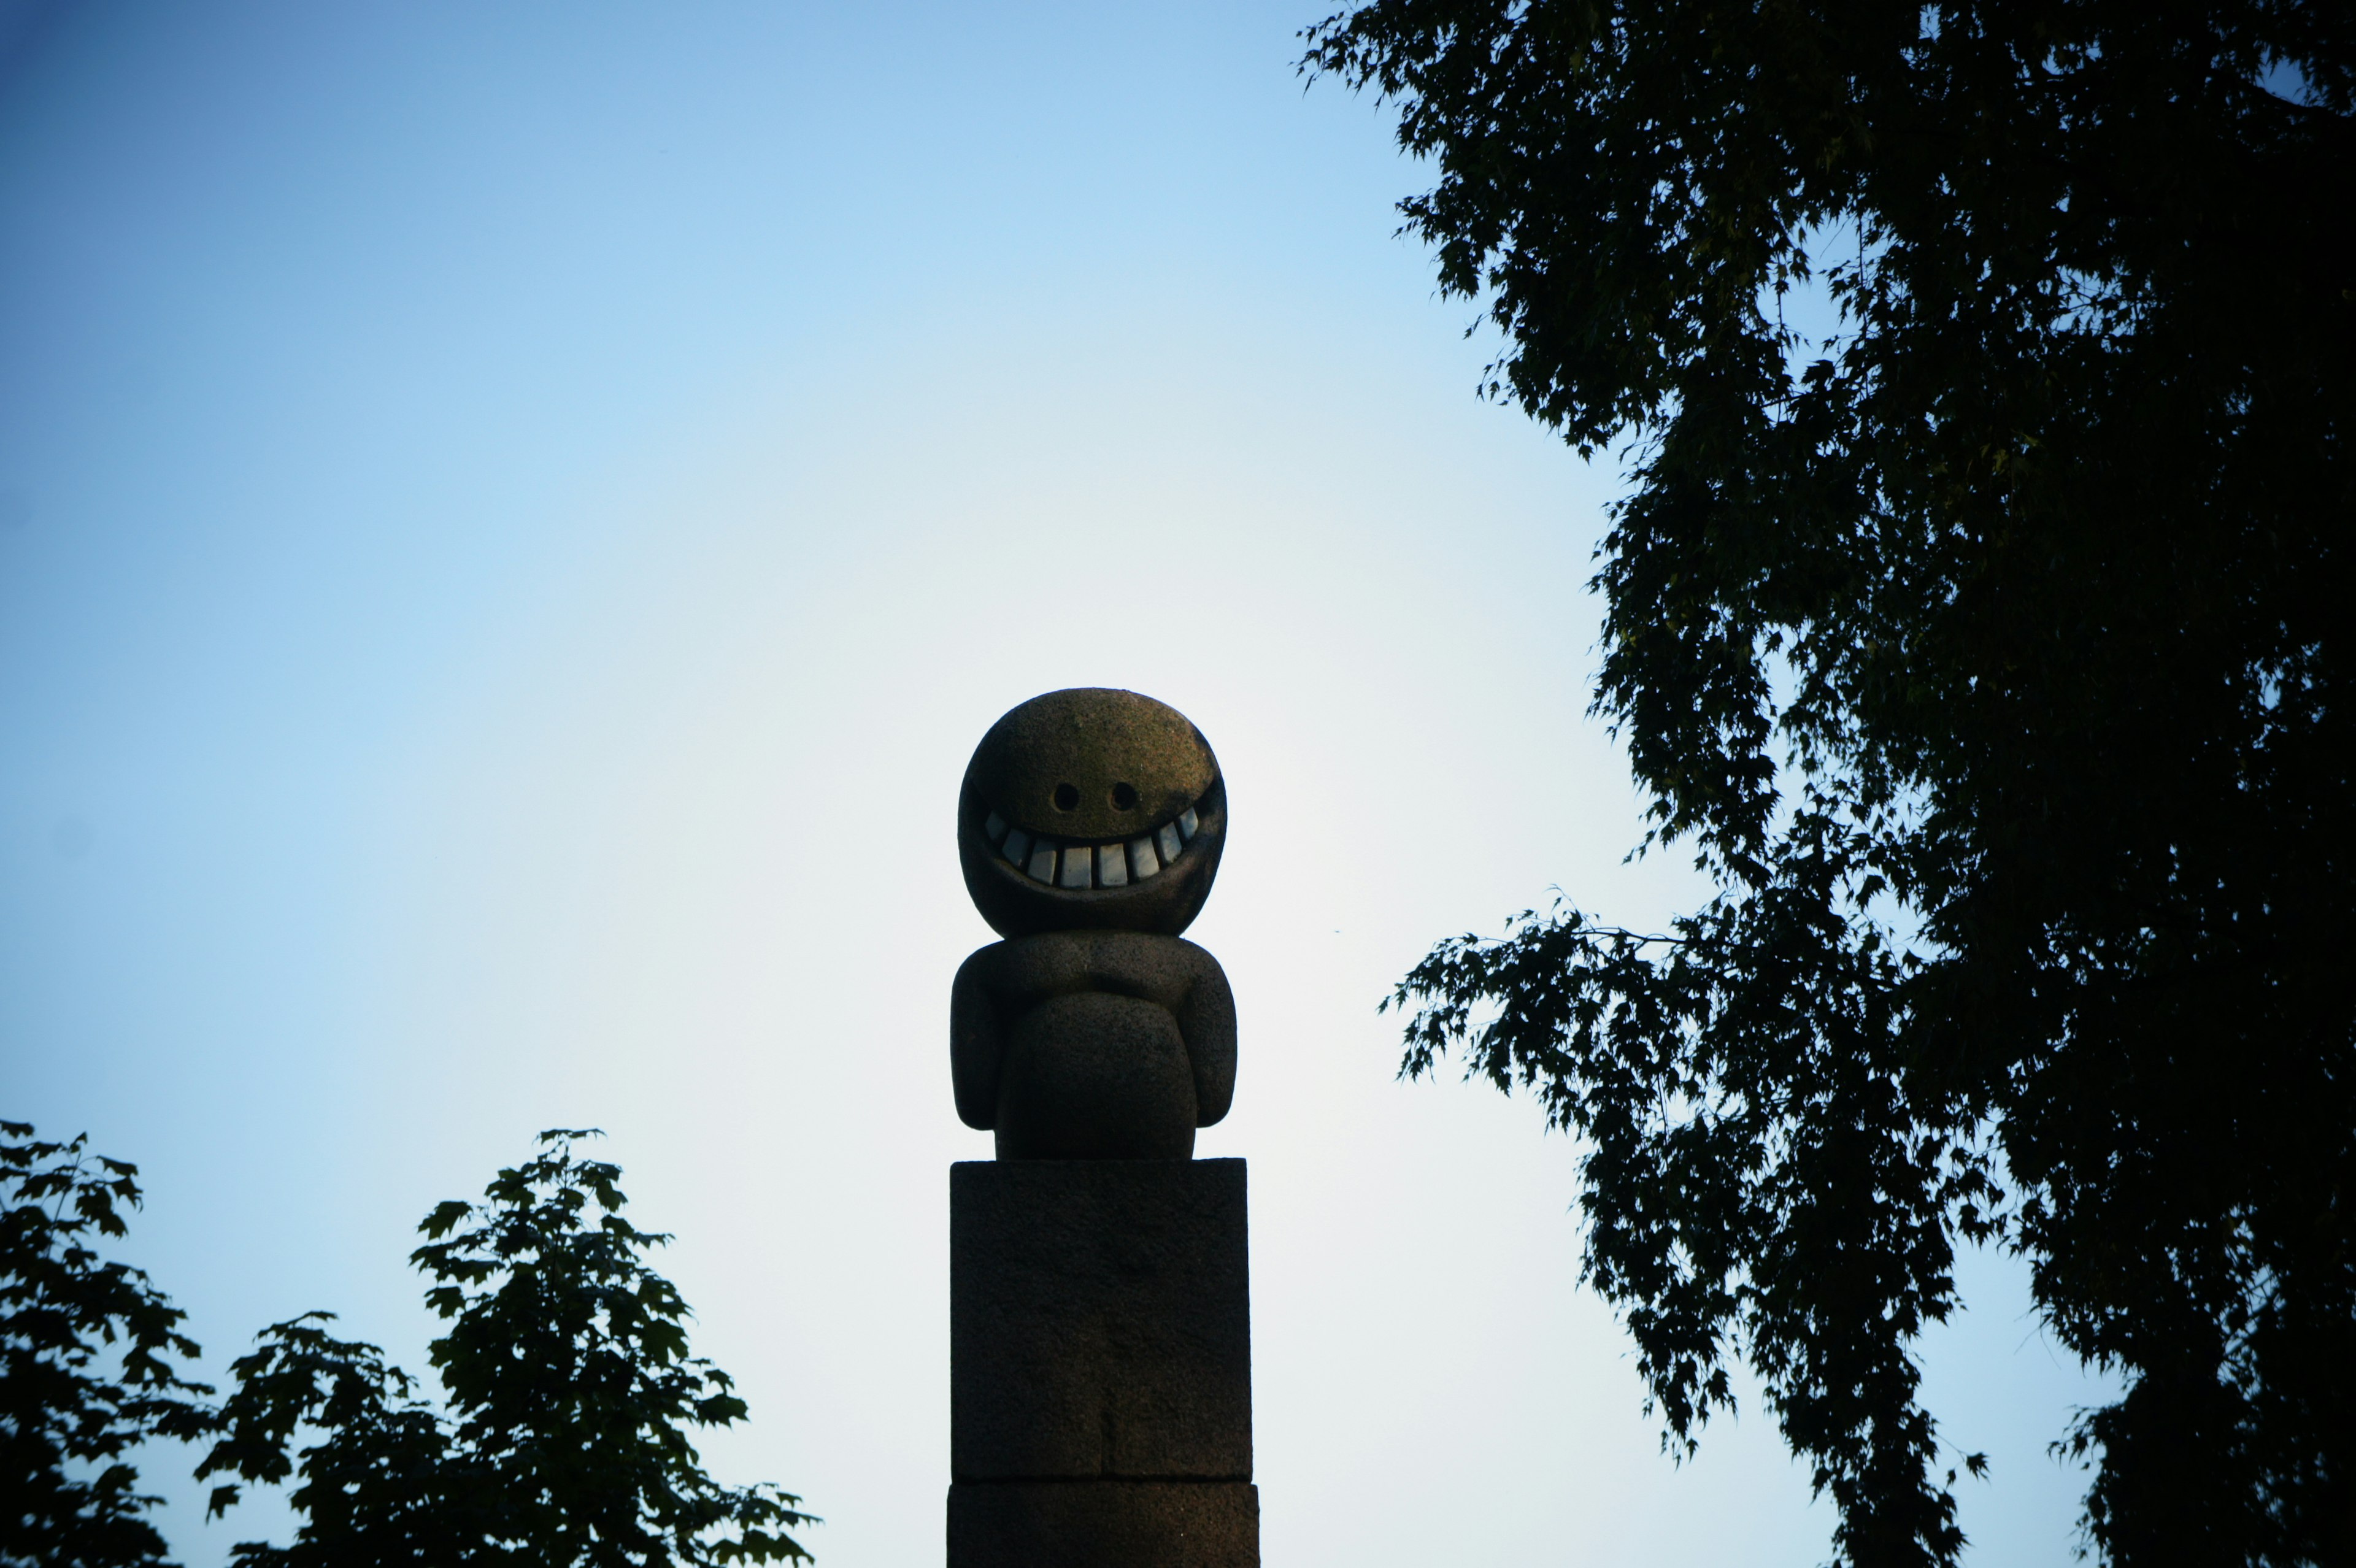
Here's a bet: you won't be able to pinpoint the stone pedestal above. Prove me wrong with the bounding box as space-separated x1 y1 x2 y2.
949 1159 1257 1567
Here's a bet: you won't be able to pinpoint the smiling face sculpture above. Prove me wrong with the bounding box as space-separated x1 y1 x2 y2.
958 688 1228 939
952 688 1236 1161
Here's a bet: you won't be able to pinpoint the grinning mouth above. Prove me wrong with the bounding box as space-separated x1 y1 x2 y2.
982 803 1203 891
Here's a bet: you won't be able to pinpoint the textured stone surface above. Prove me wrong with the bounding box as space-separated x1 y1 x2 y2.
947 1482 1260 1568
952 1159 1250 1482
966 688 1216 843
948 693 1257 1566
950 931 1238 1153
994 992 1198 1159
958 689 1228 942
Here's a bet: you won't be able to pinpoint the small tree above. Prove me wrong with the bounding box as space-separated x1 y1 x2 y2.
200 1130 815 1567
2 1120 217 1568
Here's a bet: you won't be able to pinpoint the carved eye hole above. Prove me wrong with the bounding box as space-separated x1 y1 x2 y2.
1110 782 1139 810
1052 782 1080 812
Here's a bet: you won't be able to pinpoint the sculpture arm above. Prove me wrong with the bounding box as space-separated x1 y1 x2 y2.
949 946 1007 1130
1172 945 1238 1126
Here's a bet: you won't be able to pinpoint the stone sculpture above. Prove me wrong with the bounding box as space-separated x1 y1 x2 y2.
951 687 1237 1160
947 688 1259 1568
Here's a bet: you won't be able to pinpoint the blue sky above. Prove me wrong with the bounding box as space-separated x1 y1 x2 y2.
1 4 2110 1563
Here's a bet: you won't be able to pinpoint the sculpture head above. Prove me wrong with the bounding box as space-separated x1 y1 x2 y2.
959 688 1226 938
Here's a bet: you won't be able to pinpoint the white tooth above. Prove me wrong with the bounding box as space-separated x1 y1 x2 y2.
1096 842 1128 887
1027 839 1057 883
1178 805 1199 842
1058 845 1093 889
984 811 1008 845
1157 821 1183 863
1004 828 1031 867
1129 837 1160 878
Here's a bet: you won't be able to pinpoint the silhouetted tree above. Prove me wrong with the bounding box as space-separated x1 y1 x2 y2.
1305 4 2353 1564
2 1121 216 1568
201 1130 815 1567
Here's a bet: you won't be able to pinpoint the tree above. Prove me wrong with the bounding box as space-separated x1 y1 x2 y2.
1303 4 2353 1564
199 1130 815 1567
2 1120 217 1568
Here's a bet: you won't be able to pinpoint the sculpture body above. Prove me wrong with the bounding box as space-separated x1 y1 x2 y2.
952 932 1234 1159
947 689 1258 1568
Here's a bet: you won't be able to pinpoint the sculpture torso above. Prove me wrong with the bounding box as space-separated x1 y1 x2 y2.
952 931 1236 1159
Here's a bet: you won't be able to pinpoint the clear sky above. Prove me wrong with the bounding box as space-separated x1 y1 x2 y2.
1 4 2111 1563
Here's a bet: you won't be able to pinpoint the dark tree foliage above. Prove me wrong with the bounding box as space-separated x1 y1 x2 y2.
200 1131 815 1567
2 1121 215 1568
1304 3 2354 1564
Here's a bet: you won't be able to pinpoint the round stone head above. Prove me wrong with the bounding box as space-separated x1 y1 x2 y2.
959 688 1227 938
